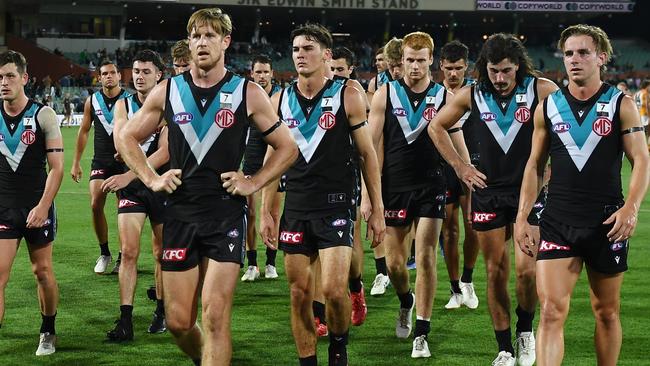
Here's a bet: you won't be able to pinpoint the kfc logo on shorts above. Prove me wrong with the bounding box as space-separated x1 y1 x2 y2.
0 224 11 231
331 219 347 227
90 169 105 177
215 108 235 128
279 231 303 244
162 248 187 261
21 130 36 145
385 209 407 219
593 117 612 136
392 108 407 117
473 212 496 223
285 118 300 128
481 112 497 122
539 240 571 252
552 122 571 133
319 112 336 130
118 199 139 208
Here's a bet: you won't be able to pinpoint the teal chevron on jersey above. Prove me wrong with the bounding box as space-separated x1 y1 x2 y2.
0 103 39 172
287 81 343 143
482 78 532 135
393 81 444 131
126 94 141 119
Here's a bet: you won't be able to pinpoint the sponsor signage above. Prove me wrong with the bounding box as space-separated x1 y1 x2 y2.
476 1 635 13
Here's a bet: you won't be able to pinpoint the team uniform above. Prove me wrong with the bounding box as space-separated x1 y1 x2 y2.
382 79 448 226
242 83 282 176
116 94 167 224
539 84 627 273
277 80 355 254
375 70 393 91
161 71 249 271
463 77 539 231
89 90 128 180
0 101 56 245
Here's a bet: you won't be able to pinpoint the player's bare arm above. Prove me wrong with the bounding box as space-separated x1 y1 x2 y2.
221 81 297 197
117 80 181 193
70 96 92 182
27 106 64 228
604 95 650 242
428 86 486 190
347 85 385 247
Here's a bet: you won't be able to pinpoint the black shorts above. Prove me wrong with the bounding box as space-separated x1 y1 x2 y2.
279 211 354 255
161 210 247 271
0 204 57 245
527 187 548 227
444 164 464 205
538 215 628 274
90 159 124 181
117 186 166 224
471 192 518 231
383 185 446 227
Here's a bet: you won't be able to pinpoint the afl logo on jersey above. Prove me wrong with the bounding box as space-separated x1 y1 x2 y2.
423 107 438 121
514 107 531 123
215 108 235 128
392 108 407 117
173 112 193 125
285 118 300 128
552 122 571 133
481 112 496 122
593 117 612 136
21 130 36 145
318 112 336 130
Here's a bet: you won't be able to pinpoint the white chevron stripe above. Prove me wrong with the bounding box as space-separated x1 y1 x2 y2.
389 85 445 144
0 140 28 172
92 94 114 136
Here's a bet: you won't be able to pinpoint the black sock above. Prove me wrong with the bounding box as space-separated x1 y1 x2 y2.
328 331 349 366
461 266 474 283
313 301 326 324
397 289 414 309
265 247 277 266
348 275 362 293
515 306 535 333
99 242 110 256
40 313 56 335
117 251 122 262
120 305 133 321
193 359 201 366
374 257 387 275
155 299 165 316
246 250 257 267
414 319 431 338
495 328 514 354
450 280 462 294
299 355 317 366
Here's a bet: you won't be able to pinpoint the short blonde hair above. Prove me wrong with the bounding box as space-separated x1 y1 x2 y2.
558 24 612 73
402 31 434 57
384 38 403 64
171 40 190 60
186 8 232 37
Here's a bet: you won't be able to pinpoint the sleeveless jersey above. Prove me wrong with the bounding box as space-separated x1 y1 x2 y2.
382 79 447 192
542 84 624 227
464 76 538 194
242 83 283 172
375 70 393 90
165 71 249 222
90 89 128 161
0 101 48 208
279 80 354 219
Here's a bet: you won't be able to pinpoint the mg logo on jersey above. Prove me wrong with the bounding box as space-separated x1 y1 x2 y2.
423 106 438 121
481 112 496 122
384 209 407 219
539 240 571 252
285 118 300 128
514 106 531 123
215 108 235 128
392 108 407 117
21 130 36 145
173 112 193 125
279 231 303 244
118 199 139 208
593 117 612 136
162 248 187 261
552 122 571 133
318 112 336 130
473 212 496 223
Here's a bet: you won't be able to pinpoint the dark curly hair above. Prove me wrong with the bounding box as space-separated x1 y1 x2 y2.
475 33 538 93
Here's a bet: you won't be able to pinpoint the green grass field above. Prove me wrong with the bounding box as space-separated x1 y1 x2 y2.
0 127 648 365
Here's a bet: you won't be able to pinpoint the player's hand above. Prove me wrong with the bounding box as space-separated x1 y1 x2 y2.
70 163 82 183
360 196 372 222
366 208 386 248
259 210 278 250
514 218 537 257
221 171 257 196
456 163 486 191
101 173 132 193
604 203 637 242
26 203 49 228
148 169 182 193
